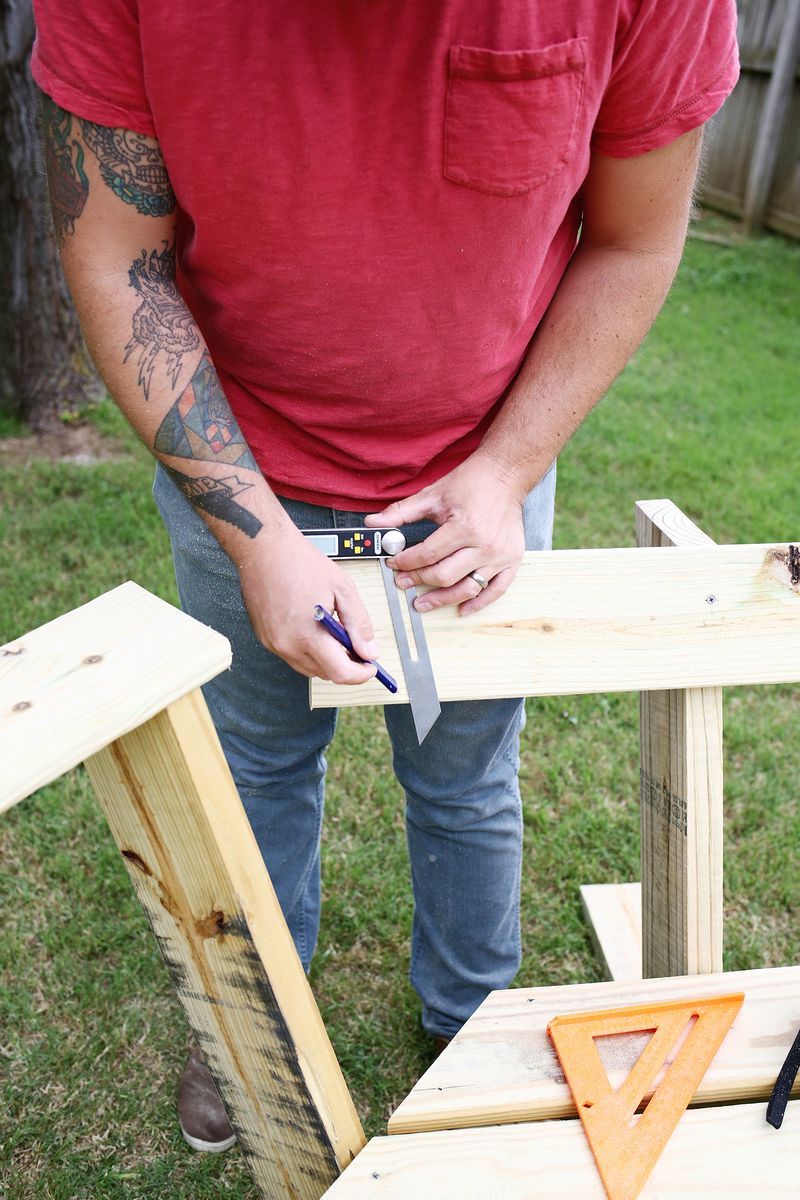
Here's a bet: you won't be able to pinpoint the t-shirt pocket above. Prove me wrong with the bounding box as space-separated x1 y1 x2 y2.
444 39 586 197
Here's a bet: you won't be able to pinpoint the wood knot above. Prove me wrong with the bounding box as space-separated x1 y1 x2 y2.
121 849 153 876
769 544 800 590
196 911 226 939
790 544 800 587
12 700 32 712
82 654 104 665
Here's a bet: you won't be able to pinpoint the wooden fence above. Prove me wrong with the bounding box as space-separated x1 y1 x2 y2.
701 0 800 237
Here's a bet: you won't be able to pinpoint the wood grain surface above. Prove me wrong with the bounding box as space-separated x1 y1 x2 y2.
636 499 723 978
86 690 365 1198
388 965 800 1134
0 581 231 811
328 1101 799 1198
311 542 800 711
580 882 643 982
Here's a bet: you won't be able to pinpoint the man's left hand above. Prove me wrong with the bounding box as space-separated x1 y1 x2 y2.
364 451 528 615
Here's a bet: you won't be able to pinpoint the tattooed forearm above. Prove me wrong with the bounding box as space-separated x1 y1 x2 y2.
125 244 200 397
152 333 263 538
124 248 262 535
79 121 175 216
162 467 263 538
41 96 89 247
155 350 259 471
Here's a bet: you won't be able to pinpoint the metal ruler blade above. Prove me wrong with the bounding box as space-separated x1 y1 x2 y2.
380 558 441 743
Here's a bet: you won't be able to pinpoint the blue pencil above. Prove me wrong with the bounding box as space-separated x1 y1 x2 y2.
313 605 398 694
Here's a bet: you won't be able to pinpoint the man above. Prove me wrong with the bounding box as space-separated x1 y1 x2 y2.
33 0 737 1154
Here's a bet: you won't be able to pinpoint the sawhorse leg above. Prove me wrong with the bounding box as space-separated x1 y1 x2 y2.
637 499 723 977
581 500 724 980
86 688 365 1199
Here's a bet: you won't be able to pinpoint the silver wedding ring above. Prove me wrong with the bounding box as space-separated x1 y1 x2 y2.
469 570 489 590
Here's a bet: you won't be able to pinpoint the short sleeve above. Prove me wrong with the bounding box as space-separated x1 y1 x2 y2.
592 0 739 158
31 0 156 136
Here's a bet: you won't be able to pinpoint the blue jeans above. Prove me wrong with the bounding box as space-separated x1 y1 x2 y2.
153 462 556 1037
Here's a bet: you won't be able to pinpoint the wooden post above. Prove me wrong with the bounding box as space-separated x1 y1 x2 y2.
1 584 364 1200
742 0 800 232
85 690 365 1199
636 500 723 978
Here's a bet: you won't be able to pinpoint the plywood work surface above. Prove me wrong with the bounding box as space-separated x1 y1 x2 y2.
388 965 800 1134
311 543 800 710
0 582 231 811
326 1102 800 1199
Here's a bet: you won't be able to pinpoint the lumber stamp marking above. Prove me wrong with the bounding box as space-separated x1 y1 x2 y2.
636 499 722 978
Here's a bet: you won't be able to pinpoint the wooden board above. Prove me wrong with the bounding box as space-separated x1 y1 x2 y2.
633 499 716 550
580 882 642 982
86 690 365 1199
639 685 723 976
0 582 231 812
310 542 800 710
326 1102 800 1199
636 499 723 978
388 965 800 1134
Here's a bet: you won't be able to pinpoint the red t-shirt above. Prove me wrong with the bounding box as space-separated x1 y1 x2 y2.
32 1 738 509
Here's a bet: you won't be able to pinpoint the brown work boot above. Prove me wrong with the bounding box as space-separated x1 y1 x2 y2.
177 1045 237 1152
433 1035 451 1058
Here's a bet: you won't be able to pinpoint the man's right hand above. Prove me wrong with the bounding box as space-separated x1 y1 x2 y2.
237 528 381 684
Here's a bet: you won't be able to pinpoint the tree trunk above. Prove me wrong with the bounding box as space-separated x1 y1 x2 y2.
0 0 103 431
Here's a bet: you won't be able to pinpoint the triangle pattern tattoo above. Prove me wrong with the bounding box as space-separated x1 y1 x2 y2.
547 992 744 1200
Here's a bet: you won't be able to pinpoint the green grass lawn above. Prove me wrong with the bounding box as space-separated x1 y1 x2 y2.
1 215 799 1198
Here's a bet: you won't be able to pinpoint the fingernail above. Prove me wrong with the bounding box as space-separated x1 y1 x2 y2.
365 640 379 658
415 600 431 613
396 576 413 589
